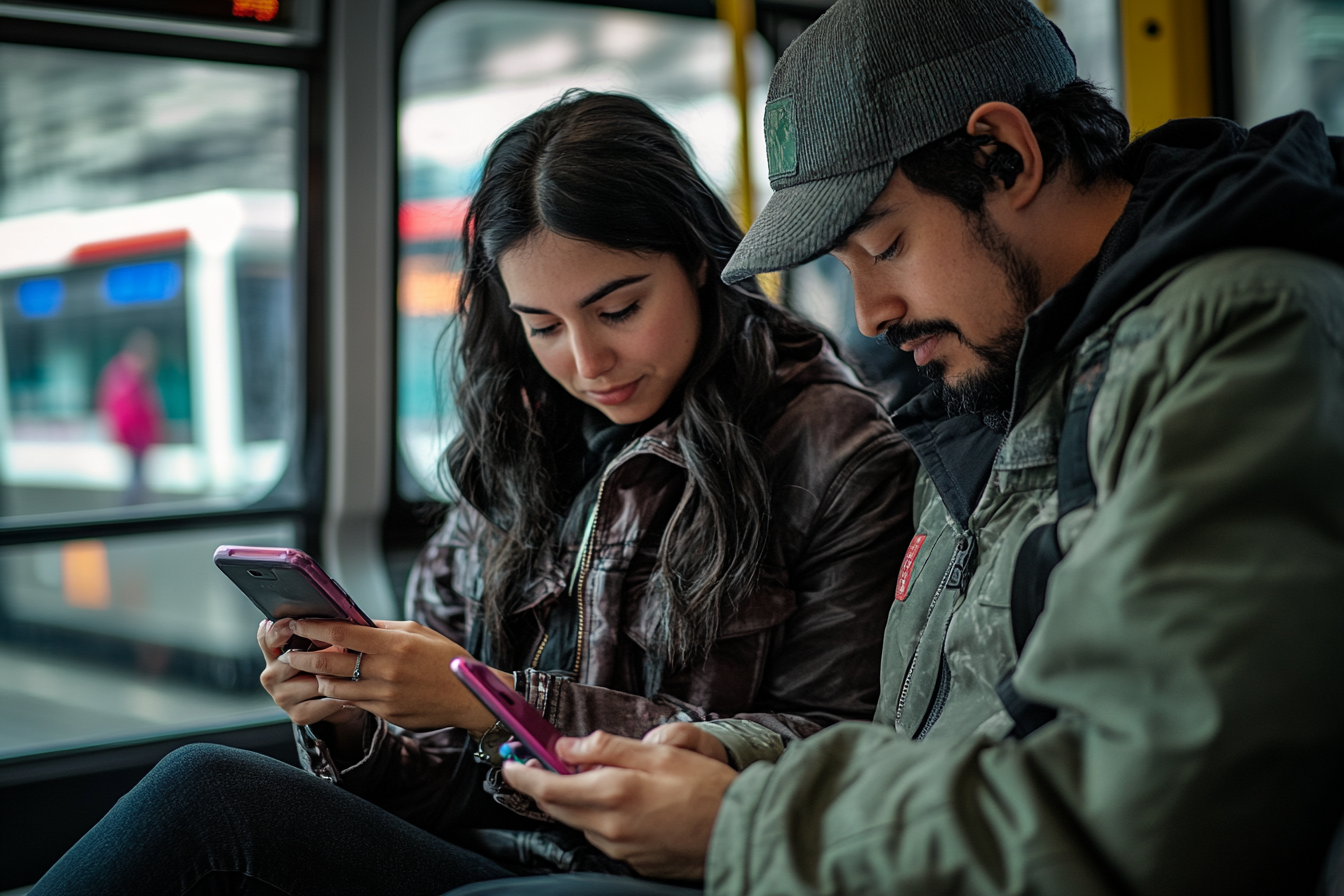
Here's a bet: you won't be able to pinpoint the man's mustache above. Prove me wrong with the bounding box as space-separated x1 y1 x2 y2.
878 319 961 352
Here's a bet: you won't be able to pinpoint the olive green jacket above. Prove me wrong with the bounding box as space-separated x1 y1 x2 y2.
698 106 1344 895
701 245 1344 894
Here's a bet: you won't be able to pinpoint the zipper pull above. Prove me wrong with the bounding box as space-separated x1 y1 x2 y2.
945 534 978 591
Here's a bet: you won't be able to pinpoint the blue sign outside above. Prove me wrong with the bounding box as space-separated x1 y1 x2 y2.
104 260 183 305
16 278 65 318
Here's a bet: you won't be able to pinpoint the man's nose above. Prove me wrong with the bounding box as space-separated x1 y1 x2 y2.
570 328 616 381
851 275 907 338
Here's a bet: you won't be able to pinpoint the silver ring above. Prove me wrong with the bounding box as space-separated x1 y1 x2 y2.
350 651 363 682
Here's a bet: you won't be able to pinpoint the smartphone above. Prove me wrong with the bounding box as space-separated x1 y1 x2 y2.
450 657 574 774
214 545 375 651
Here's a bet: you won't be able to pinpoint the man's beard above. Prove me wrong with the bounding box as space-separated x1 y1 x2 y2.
881 214 1042 433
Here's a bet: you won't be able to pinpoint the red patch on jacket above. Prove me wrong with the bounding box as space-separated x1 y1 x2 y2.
895 535 926 602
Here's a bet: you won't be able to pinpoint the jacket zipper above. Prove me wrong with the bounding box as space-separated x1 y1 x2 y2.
915 656 953 740
568 477 606 678
892 274 1022 723
530 632 549 668
899 325 1037 735
529 433 682 674
892 532 978 728
913 534 978 739
532 475 607 672
944 533 977 592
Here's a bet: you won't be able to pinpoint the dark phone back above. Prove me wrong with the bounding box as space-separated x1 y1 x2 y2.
215 546 372 654
216 558 345 621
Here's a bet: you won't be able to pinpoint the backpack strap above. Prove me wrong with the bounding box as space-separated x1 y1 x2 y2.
998 339 1112 738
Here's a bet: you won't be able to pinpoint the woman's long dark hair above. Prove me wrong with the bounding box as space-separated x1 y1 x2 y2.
445 91 819 676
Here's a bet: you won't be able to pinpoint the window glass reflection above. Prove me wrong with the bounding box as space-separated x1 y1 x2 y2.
1234 0 1344 132
0 44 301 519
1034 0 1123 103
0 44 303 757
0 521 291 758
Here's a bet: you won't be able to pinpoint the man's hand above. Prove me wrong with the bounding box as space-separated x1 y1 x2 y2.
502 729 738 879
276 618 510 735
642 721 730 764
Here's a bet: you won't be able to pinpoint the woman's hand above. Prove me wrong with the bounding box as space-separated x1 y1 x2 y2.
277 618 511 736
642 721 730 764
257 619 364 732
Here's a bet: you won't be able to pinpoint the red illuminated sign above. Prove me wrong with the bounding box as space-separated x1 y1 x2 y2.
5 1 295 29
232 0 278 22
399 199 472 244
72 230 189 265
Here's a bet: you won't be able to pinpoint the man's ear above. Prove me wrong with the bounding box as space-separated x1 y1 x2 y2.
966 101 1045 211
697 258 708 287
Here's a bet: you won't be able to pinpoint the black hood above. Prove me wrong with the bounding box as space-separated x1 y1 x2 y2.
894 112 1344 527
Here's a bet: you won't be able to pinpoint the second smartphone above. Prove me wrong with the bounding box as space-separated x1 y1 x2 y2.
451 657 574 774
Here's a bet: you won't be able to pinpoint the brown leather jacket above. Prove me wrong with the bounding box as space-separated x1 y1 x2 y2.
296 336 917 866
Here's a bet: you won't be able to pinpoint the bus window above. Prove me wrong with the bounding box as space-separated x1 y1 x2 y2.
0 523 294 756
1233 0 1344 132
1034 0 1124 106
0 43 305 756
396 0 772 502
0 44 300 520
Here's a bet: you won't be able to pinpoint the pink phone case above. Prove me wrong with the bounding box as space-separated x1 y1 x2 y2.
214 546 375 651
450 657 573 774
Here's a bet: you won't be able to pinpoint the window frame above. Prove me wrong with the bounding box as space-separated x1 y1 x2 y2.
0 14 329 549
0 10 329 889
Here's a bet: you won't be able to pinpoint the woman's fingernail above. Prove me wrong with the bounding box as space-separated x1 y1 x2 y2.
278 652 292 665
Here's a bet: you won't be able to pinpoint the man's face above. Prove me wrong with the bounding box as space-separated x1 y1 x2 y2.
831 167 1043 423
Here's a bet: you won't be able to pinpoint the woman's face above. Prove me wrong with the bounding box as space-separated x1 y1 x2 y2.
498 229 703 425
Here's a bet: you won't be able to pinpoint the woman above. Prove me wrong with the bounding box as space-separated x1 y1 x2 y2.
31 91 915 895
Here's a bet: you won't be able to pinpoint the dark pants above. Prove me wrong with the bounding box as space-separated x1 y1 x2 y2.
29 744 514 895
452 878 700 896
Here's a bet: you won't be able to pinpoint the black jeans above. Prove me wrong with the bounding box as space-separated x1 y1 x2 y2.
452 878 700 895
29 744 515 895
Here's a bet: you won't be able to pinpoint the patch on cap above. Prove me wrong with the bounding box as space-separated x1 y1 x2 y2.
764 96 797 178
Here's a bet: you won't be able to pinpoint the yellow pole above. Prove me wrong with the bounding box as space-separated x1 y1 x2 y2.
718 0 754 229
1119 0 1211 137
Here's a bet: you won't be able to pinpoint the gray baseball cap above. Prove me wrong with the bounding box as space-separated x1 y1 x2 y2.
722 0 1076 283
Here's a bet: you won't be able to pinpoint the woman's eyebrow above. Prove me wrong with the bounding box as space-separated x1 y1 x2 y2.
508 274 650 315
578 274 649 308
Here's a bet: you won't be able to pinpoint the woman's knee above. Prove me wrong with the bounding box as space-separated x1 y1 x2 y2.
111 744 307 849
137 744 293 811
152 743 267 784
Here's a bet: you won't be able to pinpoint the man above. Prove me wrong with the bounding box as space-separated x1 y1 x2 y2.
456 0 1344 893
